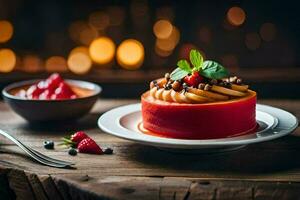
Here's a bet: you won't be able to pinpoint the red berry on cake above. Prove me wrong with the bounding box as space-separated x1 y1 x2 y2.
183 71 204 87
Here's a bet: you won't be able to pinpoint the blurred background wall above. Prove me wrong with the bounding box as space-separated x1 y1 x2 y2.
0 0 299 98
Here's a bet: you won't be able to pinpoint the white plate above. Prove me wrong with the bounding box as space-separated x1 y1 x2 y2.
98 104 298 152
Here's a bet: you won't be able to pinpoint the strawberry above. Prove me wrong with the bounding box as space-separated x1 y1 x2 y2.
39 89 53 100
78 138 103 154
71 131 88 143
47 73 63 84
37 80 49 90
61 131 88 147
51 82 76 100
26 85 44 99
46 73 63 91
184 71 204 87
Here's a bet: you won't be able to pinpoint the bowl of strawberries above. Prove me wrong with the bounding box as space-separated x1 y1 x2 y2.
2 73 101 122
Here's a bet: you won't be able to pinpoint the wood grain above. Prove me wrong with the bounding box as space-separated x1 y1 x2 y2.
0 99 299 199
0 168 15 200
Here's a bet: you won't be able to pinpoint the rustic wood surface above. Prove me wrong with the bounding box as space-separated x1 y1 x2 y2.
0 99 300 200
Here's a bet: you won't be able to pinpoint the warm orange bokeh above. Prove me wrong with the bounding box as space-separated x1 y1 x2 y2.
22 55 44 73
153 20 173 39
45 56 68 72
117 39 144 70
227 7 246 26
0 49 16 72
68 46 92 74
89 37 115 65
0 20 13 43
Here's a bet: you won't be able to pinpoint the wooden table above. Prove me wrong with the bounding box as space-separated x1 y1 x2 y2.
0 99 300 200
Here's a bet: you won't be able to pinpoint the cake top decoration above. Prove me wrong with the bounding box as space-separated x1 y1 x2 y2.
170 49 229 82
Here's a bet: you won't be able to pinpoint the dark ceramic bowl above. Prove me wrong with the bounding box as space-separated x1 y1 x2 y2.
2 79 101 122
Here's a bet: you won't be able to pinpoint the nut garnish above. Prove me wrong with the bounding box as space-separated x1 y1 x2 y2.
148 49 250 104
229 76 237 83
236 78 242 85
182 82 189 92
198 83 205 90
172 81 181 91
164 83 172 90
204 84 212 91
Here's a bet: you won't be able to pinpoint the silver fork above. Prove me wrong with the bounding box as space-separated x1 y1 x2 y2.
0 129 75 168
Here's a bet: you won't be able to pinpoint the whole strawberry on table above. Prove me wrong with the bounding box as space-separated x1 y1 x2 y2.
61 131 113 155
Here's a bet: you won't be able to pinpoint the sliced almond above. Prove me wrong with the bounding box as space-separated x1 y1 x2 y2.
180 92 191 103
155 88 164 100
162 89 173 102
231 84 249 92
185 92 212 103
150 87 157 98
188 87 229 101
171 90 183 103
211 85 246 97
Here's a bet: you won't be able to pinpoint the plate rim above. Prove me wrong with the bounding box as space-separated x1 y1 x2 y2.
98 103 298 148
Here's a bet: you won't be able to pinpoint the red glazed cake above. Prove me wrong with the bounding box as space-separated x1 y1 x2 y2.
141 49 257 139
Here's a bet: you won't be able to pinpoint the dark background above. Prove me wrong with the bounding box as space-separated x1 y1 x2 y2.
0 0 299 98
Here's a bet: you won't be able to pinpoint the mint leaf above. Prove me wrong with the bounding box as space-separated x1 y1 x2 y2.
177 60 192 73
189 49 203 71
201 60 229 79
170 68 189 80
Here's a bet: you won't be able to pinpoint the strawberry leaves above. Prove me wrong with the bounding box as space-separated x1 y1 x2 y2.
177 60 192 72
201 60 229 79
189 49 203 71
170 60 192 80
170 49 229 81
170 68 189 81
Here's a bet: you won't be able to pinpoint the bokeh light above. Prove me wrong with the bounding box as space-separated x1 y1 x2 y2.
153 20 173 39
0 49 16 73
89 11 110 30
22 55 44 73
227 7 246 26
79 25 98 45
155 45 173 57
155 26 180 57
89 37 115 65
68 21 89 43
117 39 144 70
260 23 277 42
156 39 175 52
70 46 89 56
68 46 92 74
45 56 68 72
245 32 261 50
0 20 13 43
68 52 92 75
14 55 22 71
